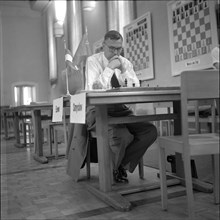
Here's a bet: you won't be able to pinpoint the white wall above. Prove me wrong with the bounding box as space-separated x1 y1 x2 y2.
0 1 50 106
136 1 181 87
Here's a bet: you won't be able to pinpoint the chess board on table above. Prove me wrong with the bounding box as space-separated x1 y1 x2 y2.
106 86 180 92
167 0 218 76
124 12 154 81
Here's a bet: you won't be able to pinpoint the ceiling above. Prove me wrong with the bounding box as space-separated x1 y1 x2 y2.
0 0 51 12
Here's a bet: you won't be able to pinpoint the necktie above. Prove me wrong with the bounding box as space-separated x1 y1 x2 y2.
111 73 120 88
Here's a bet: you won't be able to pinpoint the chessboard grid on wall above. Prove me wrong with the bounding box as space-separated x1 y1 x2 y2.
124 12 154 81
167 0 218 76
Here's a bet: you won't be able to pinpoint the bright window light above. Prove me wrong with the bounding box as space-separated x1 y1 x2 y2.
13 85 36 106
54 0 67 25
14 87 18 106
83 1 96 11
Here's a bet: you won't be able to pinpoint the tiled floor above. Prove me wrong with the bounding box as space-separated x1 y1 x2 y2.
1 134 219 220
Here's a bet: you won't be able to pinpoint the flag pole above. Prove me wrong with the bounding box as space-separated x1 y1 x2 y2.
63 39 71 96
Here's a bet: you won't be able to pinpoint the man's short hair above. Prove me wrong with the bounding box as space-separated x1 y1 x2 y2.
104 30 123 41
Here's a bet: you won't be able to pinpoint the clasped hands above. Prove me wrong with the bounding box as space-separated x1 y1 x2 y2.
92 56 125 90
107 55 126 73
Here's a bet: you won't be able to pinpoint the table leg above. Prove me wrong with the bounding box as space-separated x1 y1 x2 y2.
87 105 132 211
32 109 48 163
96 105 112 192
3 112 9 140
14 112 25 148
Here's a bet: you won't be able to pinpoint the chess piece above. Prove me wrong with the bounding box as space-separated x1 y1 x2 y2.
124 78 127 87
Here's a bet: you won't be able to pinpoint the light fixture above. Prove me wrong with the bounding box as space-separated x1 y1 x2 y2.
83 1 96 11
54 0 66 37
53 21 64 37
54 0 67 25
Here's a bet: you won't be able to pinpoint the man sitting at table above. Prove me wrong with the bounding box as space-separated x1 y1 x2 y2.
85 30 157 183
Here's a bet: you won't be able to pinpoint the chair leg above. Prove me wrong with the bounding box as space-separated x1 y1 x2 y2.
212 154 219 204
159 121 163 136
167 121 171 136
48 125 53 155
138 157 144 179
158 146 168 210
183 156 195 219
63 128 68 158
27 123 32 146
23 122 27 145
54 129 58 160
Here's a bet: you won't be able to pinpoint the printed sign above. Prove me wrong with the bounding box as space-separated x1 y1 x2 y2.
70 93 86 124
52 97 63 122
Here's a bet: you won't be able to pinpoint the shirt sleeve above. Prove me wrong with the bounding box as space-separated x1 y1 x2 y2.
211 47 219 66
85 56 114 90
120 57 140 87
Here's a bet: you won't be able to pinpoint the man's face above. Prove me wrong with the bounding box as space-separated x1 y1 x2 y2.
103 38 123 60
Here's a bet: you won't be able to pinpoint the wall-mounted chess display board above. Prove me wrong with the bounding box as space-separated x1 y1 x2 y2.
124 12 154 80
167 0 218 76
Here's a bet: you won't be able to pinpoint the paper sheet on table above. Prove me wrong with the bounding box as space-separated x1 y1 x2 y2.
52 97 63 122
70 93 86 124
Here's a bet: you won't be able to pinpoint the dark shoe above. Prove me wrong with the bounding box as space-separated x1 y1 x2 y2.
113 170 128 183
118 165 127 178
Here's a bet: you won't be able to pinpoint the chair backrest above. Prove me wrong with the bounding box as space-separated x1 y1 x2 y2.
181 70 219 143
188 99 217 133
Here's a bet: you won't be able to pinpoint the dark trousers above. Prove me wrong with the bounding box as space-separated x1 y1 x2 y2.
121 121 157 173
86 106 157 172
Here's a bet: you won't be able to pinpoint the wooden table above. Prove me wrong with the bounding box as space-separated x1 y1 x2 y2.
1 105 11 140
83 87 181 210
4 104 52 163
77 87 213 211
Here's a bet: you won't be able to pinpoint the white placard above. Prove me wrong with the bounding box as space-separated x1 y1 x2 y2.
70 93 86 124
52 97 63 122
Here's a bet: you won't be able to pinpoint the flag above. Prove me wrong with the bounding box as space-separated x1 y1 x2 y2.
63 42 80 95
72 32 92 68
65 47 79 71
62 31 92 94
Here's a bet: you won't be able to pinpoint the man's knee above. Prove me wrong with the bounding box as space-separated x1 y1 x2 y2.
108 125 133 149
142 123 158 144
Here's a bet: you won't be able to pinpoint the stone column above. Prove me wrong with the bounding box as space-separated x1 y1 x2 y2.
63 0 84 93
107 1 135 37
46 3 57 86
66 0 83 55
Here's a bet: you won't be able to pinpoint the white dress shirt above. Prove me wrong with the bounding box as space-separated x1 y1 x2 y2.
85 52 140 90
211 46 219 67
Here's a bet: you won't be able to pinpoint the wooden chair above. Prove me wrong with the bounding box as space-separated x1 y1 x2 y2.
188 99 218 134
49 107 69 159
158 70 219 219
19 112 33 146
